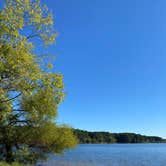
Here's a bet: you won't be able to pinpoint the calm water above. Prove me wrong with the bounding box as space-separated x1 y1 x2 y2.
38 144 166 166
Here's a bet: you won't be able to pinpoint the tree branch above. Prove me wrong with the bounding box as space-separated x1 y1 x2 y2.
26 34 40 40
0 93 22 103
8 119 32 126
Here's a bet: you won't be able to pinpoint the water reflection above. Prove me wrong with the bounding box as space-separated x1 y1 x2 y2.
38 144 166 166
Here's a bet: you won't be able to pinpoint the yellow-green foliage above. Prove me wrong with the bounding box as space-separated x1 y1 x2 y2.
0 0 77 164
0 162 23 166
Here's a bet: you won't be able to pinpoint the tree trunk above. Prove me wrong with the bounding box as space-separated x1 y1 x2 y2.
5 143 13 163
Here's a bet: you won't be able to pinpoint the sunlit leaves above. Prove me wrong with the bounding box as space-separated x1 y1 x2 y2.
0 0 77 164
0 0 56 45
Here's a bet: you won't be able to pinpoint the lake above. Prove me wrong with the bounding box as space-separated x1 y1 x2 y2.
38 144 166 166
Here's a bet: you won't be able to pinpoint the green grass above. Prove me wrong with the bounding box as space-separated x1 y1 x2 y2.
0 162 23 166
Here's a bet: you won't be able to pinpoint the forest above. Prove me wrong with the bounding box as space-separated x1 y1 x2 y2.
74 129 166 144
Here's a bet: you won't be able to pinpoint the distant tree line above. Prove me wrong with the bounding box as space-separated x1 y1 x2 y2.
73 129 166 144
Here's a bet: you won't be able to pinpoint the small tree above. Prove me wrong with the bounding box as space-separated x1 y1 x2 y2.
0 0 77 164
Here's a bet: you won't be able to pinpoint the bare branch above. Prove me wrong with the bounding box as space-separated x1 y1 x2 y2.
26 34 40 40
13 109 26 112
0 93 22 103
9 120 32 126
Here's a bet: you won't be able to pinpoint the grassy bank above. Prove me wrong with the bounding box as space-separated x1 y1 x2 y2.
0 162 23 166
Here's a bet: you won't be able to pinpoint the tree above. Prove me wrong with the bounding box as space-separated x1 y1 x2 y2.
0 0 77 164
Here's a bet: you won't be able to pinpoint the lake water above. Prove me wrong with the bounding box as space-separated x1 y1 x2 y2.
38 144 166 166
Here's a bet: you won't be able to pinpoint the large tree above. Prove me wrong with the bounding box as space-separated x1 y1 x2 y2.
0 0 77 164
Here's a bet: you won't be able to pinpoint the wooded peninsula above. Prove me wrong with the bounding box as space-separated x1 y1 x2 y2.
74 129 166 144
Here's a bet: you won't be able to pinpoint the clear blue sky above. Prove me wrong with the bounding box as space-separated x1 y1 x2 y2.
42 0 166 138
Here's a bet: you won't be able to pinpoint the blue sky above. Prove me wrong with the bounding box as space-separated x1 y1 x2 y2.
42 0 166 138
